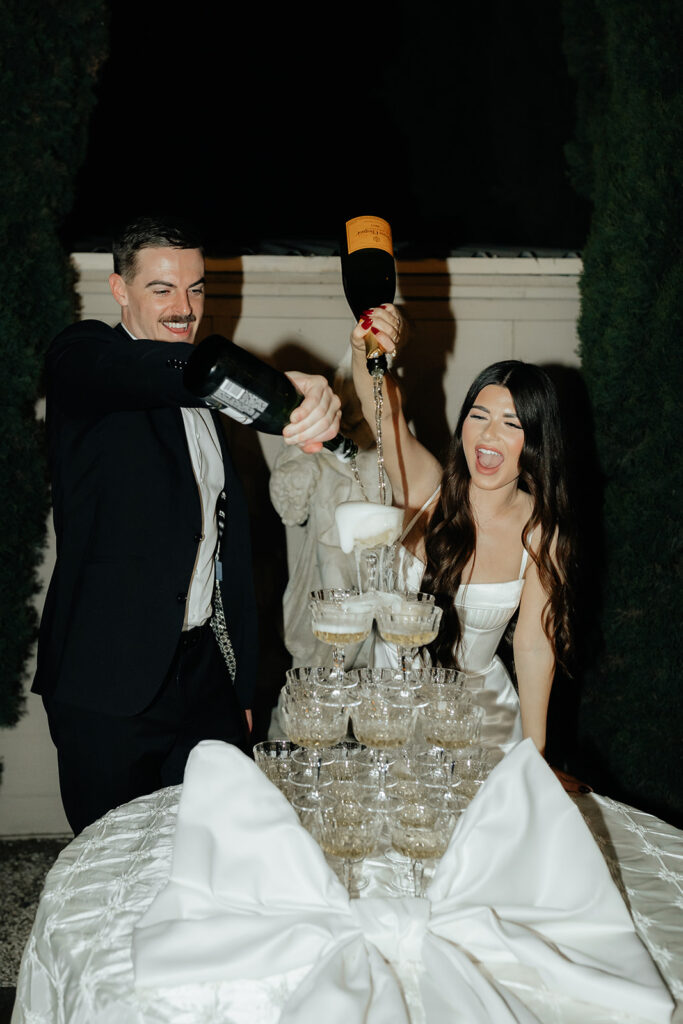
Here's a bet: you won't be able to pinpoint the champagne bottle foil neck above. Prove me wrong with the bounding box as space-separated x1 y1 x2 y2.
363 333 384 361
323 434 359 462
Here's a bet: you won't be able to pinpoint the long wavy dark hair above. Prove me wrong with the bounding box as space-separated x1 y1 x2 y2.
421 360 576 673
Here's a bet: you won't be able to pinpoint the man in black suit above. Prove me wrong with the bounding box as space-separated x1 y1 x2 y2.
33 217 341 834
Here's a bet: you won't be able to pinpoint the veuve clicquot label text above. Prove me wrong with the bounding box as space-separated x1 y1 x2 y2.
345 215 393 256
204 378 268 424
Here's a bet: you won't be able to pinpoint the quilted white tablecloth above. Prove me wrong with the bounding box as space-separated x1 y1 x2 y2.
11 741 683 1024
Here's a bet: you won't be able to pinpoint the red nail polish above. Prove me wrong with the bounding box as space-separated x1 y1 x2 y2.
370 326 380 335
361 320 372 329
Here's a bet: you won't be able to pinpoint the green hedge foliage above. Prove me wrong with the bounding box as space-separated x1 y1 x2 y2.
563 0 683 823
0 1 108 726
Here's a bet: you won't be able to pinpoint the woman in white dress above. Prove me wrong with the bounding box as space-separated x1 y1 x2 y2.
350 305 584 789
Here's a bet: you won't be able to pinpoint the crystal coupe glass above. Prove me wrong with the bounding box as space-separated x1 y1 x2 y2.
316 789 384 897
286 665 360 705
280 685 350 799
309 589 374 679
351 687 418 800
419 697 484 761
376 603 443 677
388 794 460 897
252 739 298 794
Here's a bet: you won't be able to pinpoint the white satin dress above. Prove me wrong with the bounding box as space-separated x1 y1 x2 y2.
374 494 526 752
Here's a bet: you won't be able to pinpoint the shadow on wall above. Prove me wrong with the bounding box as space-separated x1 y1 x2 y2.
197 260 243 347
394 260 456 462
268 342 337 382
539 364 605 777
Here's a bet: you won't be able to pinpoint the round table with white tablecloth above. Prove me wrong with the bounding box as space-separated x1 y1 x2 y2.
11 739 683 1024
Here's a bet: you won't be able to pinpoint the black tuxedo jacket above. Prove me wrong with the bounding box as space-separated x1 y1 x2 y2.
33 320 258 716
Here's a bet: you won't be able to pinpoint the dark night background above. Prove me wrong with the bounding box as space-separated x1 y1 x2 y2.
60 0 591 256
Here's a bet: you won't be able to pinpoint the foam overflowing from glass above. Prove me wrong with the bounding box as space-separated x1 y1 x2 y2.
334 500 402 595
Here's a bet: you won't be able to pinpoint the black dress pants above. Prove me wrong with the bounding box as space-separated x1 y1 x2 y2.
45 624 249 835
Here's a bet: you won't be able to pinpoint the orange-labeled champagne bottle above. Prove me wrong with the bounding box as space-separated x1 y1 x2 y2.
340 215 396 375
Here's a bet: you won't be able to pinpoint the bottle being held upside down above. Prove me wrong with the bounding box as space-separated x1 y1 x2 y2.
340 215 396 377
184 334 358 462
341 214 397 504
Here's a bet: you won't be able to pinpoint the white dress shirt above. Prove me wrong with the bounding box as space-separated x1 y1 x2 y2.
180 407 224 628
121 325 223 629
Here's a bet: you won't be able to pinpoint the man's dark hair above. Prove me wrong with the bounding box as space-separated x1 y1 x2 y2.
112 216 204 281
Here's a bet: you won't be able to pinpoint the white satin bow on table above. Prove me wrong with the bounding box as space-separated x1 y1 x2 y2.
132 739 673 1024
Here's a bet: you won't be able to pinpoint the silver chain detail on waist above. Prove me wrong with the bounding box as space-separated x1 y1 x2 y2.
210 570 237 682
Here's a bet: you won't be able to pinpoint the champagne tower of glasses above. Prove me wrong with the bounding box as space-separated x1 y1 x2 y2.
254 497 491 898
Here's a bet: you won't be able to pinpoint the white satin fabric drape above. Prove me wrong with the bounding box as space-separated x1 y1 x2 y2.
132 740 673 1023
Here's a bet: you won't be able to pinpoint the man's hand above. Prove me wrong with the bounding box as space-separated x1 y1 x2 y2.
282 371 341 453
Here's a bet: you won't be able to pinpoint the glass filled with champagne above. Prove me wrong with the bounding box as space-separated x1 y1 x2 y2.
376 602 443 678
309 588 374 679
316 790 384 896
388 795 460 897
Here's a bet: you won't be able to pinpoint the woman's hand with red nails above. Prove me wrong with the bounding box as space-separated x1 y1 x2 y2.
350 302 402 357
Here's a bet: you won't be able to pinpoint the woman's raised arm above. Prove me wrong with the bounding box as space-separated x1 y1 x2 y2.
350 304 441 513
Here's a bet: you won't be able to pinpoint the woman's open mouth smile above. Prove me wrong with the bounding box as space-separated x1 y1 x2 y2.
475 445 505 473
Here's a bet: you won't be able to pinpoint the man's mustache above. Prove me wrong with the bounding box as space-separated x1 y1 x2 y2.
160 314 196 324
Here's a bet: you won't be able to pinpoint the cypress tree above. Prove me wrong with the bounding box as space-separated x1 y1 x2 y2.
0 2 109 726
563 0 683 822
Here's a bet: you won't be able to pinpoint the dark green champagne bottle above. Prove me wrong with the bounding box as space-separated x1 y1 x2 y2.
340 215 396 375
184 334 357 460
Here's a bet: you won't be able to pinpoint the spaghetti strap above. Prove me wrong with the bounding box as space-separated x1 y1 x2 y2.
399 486 441 543
519 530 534 578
